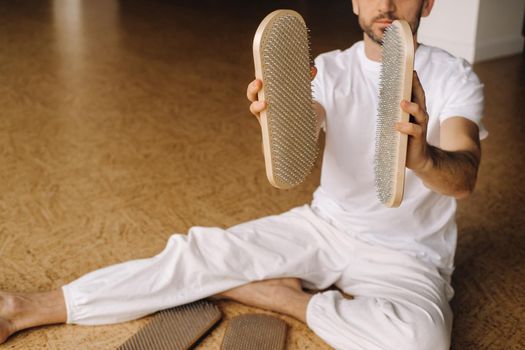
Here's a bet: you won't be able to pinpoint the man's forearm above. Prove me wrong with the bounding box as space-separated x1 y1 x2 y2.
414 145 480 199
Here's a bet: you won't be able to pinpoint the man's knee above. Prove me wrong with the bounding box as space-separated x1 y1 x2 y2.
305 292 451 350
393 303 451 350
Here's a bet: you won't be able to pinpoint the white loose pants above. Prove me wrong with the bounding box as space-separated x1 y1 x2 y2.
62 205 453 350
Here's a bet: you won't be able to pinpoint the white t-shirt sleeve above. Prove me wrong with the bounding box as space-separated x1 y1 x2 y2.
439 59 488 140
312 54 327 107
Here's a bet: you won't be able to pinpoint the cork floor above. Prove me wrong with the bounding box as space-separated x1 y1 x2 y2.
1 0 524 349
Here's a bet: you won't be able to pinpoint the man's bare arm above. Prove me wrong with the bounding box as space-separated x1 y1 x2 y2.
397 72 481 199
414 118 480 199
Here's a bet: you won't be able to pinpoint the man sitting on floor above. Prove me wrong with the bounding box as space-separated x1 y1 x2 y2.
0 0 485 348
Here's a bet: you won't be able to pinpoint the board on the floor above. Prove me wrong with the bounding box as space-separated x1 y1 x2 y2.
118 300 222 350
221 313 287 350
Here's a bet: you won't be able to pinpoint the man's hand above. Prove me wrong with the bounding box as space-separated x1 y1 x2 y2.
246 66 321 124
395 71 481 199
247 79 267 122
396 71 432 172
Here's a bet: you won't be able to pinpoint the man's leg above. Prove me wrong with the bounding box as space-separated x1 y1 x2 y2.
214 229 454 350
0 205 348 343
212 278 312 322
304 237 453 350
0 278 313 344
0 289 66 343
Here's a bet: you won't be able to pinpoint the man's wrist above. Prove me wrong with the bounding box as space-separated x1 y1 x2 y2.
412 145 435 175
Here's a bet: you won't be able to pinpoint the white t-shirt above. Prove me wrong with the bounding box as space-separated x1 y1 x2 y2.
311 41 486 275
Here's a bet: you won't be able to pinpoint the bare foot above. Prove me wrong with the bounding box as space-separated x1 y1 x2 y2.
211 278 312 322
0 318 15 344
0 294 20 344
216 278 301 301
0 290 67 344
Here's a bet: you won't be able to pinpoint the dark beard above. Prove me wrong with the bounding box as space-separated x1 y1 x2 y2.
361 5 423 46
364 27 385 45
361 13 397 45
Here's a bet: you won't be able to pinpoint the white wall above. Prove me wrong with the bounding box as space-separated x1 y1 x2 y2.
418 0 525 63
475 0 525 61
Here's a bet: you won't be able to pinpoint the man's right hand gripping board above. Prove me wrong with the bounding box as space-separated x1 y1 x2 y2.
253 10 318 189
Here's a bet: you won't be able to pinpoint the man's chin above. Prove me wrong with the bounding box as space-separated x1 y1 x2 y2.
365 30 384 45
